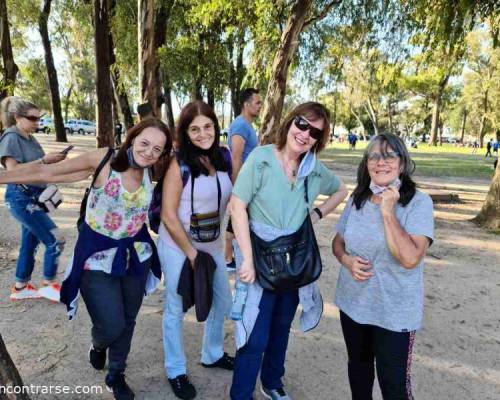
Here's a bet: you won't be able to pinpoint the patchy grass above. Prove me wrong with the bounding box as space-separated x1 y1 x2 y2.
322 141 496 179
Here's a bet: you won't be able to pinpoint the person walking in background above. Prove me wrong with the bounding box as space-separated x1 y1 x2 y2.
332 133 434 400
472 140 479 154
485 139 493 157
224 88 262 272
229 102 348 400
158 101 234 400
0 96 67 302
493 140 499 155
0 118 173 400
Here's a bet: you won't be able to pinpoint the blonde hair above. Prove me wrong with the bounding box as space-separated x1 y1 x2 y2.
0 96 39 128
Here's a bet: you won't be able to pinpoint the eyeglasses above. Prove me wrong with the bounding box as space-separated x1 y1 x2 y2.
293 116 323 140
367 151 400 163
188 122 215 136
20 115 42 122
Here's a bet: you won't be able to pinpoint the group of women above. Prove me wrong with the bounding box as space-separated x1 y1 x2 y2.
0 95 433 400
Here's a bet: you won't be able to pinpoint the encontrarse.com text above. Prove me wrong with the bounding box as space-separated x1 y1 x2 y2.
0 385 103 395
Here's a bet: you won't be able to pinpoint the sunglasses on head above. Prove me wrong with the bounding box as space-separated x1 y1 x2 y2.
293 116 323 140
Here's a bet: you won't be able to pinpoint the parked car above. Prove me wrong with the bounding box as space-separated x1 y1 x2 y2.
36 117 53 134
66 119 96 135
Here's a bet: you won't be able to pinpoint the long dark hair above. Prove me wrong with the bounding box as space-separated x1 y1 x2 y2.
275 102 331 154
176 100 229 178
352 133 416 210
111 119 173 172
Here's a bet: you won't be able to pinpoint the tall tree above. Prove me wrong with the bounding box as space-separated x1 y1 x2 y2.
0 0 18 103
259 0 340 143
94 0 114 147
138 0 174 117
39 0 67 142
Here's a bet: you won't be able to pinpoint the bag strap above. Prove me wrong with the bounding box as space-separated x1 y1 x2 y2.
304 176 310 207
91 147 114 188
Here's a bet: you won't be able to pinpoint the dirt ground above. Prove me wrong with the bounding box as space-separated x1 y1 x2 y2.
0 134 499 400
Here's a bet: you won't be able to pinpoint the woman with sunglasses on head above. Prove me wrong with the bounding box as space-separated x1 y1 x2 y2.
0 117 173 400
229 102 348 400
0 96 67 302
158 101 234 400
332 133 434 400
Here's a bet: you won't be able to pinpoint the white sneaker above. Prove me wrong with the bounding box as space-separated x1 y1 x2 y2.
10 283 42 301
38 282 61 302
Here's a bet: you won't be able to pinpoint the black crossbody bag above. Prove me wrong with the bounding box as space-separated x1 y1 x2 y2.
250 177 322 292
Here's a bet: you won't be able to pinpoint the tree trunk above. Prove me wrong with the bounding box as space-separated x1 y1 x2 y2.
0 334 31 400
496 128 500 142
207 89 215 110
460 108 467 142
350 106 366 136
108 26 133 130
63 83 73 122
387 99 393 133
365 98 379 135
331 94 337 137
259 0 314 144
429 76 449 146
474 164 500 230
229 30 245 119
0 0 18 103
39 0 67 142
162 75 175 135
94 0 114 147
478 90 488 148
138 0 173 117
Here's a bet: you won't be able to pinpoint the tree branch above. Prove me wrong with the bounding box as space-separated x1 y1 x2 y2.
302 0 341 29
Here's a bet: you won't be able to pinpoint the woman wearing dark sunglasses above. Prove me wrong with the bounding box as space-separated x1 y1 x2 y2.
0 96 67 302
228 102 348 400
332 133 434 399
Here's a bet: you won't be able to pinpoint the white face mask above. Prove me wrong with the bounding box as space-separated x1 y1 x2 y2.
369 178 401 195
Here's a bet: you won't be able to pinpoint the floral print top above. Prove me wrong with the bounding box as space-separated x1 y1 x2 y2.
83 168 154 272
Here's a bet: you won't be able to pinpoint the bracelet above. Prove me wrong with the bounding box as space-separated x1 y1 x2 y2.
313 207 323 219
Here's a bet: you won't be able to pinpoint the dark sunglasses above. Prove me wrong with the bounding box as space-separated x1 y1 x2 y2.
21 115 42 122
293 116 323 140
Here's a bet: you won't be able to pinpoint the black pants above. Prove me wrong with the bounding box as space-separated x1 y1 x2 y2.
80 269 148 374
340 311 415 400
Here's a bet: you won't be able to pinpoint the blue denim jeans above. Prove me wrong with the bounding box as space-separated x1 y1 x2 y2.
157 239 232 378
230 289 300 400
5 184 63 283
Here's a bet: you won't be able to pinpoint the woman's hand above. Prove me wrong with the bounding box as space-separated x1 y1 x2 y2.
380 186 400 216
43 152 67 164
187 248 198 268
238 259 256 283
343 254 374 281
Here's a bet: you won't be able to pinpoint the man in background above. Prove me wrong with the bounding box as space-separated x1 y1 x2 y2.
225 88 262 271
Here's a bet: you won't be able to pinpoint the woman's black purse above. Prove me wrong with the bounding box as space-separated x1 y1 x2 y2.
250 177 322 292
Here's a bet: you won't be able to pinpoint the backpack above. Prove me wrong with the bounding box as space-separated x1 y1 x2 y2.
148 147 232 234
77 148 114 230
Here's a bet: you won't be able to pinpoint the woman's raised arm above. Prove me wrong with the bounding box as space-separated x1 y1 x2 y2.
0 148 108 185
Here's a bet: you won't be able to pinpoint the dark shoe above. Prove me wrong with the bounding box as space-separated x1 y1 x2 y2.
201 352 234 370
88 344 106 370
168 374 196 400
105 373 135 400
226 258 236 272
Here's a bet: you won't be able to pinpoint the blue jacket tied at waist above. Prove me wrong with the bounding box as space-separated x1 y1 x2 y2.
60 222 162 319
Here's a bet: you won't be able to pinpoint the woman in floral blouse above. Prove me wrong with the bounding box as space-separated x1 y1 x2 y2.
0 118 173 400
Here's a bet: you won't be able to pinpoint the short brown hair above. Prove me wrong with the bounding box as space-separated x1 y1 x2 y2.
274 102 331 154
